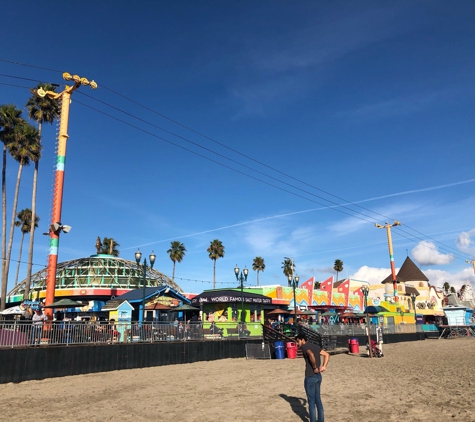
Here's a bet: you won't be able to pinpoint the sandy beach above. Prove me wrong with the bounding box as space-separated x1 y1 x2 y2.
1 338 474 421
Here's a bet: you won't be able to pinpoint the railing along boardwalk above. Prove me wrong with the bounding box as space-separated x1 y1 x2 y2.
0 320 263 349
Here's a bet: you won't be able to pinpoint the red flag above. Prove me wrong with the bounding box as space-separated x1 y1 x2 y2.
337 279 351 307
299 277 314 305
319 276 334 306
353 287 364 311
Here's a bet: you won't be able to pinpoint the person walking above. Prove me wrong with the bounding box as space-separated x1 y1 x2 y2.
295 333 330 422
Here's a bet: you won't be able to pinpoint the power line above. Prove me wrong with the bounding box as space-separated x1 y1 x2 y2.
173 276 237 285
0 60 409 225
74 96 473 262
1 59 471 261
0 72 56 85
73 98 377 225
0 59 62 74
0 81 31 89
77 91 385 223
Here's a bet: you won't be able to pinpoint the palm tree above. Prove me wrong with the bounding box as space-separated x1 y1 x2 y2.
167 241 186 282
281 258 294 286
314 280 321 289
207 239 225 289
252 256 265 286
14 208 39 287
0 104 23 310
333 259 344 282
100 238 120 256
24 84 60 299
443 282 450 293
3 121 41 299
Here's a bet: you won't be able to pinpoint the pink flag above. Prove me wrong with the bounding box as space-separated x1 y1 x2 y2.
300 277 315 305
319 276 334 306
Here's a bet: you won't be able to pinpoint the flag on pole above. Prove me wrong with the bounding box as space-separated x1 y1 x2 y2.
337 279 351 307
319 276 334 306
300 276 315 305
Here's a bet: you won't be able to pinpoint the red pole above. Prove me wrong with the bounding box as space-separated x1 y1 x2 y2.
42 74 97 320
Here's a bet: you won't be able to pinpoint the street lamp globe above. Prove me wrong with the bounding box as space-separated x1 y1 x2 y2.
135 249 142 265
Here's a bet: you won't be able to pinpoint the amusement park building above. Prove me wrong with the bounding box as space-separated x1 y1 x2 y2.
6 254 184 317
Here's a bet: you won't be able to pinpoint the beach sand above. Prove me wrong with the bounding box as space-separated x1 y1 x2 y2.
1 338 474 421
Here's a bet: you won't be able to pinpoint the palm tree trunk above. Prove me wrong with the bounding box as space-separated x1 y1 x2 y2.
0 145 7 310
3 161 24 299
172 261 176 281
336 271 339 283
14 231 25 287
25 121 42 299
24 158 39 299
257 271 260 287
213 259 216 289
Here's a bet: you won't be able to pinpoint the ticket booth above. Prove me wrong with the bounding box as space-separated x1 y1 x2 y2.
101 299 133 342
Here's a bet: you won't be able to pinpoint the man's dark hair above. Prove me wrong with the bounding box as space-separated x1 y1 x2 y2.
295 333 307 341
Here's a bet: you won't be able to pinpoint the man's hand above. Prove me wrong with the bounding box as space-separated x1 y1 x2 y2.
319 366 326 373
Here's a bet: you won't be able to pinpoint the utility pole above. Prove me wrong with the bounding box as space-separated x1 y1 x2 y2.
38 73 97 320
375 221 401 303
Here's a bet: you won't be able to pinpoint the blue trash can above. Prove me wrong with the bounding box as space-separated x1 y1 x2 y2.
275 341 285 359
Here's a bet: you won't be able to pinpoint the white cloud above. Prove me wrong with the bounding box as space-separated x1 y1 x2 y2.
350 265 396 284
349 265 474 292
411 241 454 265
456 228 475 255
338 90 446 119
242 220 317 258
424 268 474 291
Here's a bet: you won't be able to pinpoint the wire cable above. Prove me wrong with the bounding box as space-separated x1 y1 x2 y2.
74 96 474 261
1 58 471 261
73 98 378 224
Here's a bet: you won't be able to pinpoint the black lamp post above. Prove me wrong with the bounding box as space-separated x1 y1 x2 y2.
361 285 373 358
135 249 156 323
410 293 417 325
234 265 248 329
288 273 300 329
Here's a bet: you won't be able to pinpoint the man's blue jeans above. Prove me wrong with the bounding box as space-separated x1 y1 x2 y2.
30 325 43 345
304 372 324 422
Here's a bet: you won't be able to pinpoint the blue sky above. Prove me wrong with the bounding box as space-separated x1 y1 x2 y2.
1 1 475 294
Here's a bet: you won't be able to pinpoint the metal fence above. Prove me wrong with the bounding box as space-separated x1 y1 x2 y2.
0 321 263 348
310 322 423 336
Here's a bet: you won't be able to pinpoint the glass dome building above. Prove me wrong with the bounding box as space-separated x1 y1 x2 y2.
7 254 183 308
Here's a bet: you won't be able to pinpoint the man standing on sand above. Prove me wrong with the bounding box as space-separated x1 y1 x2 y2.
295 333 330 422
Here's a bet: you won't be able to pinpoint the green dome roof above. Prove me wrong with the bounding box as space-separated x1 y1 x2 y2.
8 254 183 298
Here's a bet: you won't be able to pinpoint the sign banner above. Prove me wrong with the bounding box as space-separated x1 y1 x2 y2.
191 295 272 305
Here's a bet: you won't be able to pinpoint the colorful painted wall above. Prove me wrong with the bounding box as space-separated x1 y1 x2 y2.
259 285 363 310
